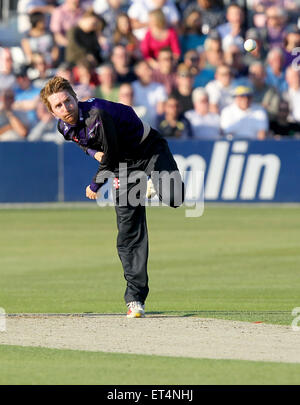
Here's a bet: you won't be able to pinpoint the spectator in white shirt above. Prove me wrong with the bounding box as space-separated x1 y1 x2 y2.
284 66 300 123
128 0 179 41
205 64 234 114
132 60 167 128
184 87 220 139
220 85 268 140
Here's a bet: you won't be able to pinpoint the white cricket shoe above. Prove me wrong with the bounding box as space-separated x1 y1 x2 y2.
127 301 145 318
146 178 156 199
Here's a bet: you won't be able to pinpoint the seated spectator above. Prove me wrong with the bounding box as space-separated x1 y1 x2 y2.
252 0 298 29
183 49 202 77
269 98 300 137
265 47 287 93
170 63 194 113
50 0 85 56
184 87 220 139
223 43 248 82
220 86 268 140
110 45 137 85
195 34 223 87
248 62 275 104
205 63 234 113
113 12 141 62
27 52 56 88
248 61 282 122
183 0 225 32
0 48 17 92
27 100 61 142
140 8 181 70
152 47 177 95
95 64 120 102
65 10 104 66
244 28 267 67
118 82 147 120
13 66 40 127
102 0 128 39
21 11 59 66
283 65 300 123
283 26 300 69
157 95 193 139
73 59 100 89
179 9 207 55
132 60 167 128
217 3 245 51
0 89 29 141
17 0 57 34
128 0 180 41
56 62 93 101
263 6 289 50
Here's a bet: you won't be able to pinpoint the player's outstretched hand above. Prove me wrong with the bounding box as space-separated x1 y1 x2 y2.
86 185 98 200
94 152 104 162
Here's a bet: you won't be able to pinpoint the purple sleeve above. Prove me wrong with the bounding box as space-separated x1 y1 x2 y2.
87 148 97 158
89 181 101 192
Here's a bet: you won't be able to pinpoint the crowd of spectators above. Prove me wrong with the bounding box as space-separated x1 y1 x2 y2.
1 0 300 142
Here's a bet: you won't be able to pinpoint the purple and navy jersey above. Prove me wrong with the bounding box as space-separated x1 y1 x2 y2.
57 98 150 191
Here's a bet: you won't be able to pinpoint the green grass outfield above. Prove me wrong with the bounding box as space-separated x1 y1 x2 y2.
0 205 300 384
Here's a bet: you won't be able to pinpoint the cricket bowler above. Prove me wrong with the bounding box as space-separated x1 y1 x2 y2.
40 76 184 318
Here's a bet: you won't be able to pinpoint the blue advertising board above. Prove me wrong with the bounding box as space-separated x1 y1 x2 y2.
1 140 300 203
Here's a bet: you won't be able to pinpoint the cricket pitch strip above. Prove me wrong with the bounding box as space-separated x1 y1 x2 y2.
0 315 300 364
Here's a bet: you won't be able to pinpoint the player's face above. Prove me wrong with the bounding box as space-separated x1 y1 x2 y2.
48 91 78 125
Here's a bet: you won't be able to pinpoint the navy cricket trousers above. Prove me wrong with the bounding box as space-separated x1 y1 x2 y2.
114 130 185 304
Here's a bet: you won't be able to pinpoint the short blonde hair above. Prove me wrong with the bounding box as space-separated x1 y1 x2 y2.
40 76 77 112
149 9 166 29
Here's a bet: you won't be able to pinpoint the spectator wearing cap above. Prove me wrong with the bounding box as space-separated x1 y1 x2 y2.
184 87 220 139
0 48 17 92
265 47 287 93
183 0 225 32
220 85 268 140
170 63 195 113
205 64 234 113
132 60 167 128
157 95 193 139
140 9 181 70
179 9 207 56
0 89 29 141
152 47 177 95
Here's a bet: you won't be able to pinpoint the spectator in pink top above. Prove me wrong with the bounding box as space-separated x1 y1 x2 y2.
50 0 85 48
140 9 181 70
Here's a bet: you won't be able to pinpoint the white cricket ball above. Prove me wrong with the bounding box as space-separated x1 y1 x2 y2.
244 39 257 52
